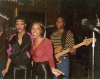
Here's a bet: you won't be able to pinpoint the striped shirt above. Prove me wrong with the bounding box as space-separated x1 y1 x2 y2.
50 30 75 55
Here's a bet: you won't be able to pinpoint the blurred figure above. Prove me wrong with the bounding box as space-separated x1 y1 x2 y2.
0 22 6 79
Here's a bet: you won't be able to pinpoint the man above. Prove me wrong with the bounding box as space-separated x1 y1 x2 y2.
50 14 76 79
0 25 6 79
2 15 33 79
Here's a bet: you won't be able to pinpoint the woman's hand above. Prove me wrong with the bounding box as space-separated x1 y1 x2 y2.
2 69 8 76
51 68 64 77
2 57 11 76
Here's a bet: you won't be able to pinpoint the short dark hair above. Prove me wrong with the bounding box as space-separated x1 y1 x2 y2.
56 14 67 23
14 15 27 24
30 21 45 37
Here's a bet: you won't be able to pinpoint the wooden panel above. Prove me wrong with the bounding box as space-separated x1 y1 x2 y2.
45 0 61 26
0 0 61 27
18 5 46 13
0 1 17 8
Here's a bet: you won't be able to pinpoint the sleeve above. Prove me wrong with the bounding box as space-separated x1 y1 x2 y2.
6 34 16 56
6 44 12 56
45 39 55 69
65 31 75 48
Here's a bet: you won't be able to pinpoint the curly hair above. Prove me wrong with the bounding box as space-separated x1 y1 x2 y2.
30 21 45 37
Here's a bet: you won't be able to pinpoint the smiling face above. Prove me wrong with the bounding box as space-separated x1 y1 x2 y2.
15 19 26 33
31 23 43 39
56 17 65 29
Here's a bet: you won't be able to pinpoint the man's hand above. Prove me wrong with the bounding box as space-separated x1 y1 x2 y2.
69 47 76 55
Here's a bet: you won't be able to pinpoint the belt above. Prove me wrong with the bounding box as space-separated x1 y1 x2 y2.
14 65 27 70
34 61 48 66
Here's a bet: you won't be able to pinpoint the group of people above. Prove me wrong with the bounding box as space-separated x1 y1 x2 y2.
0 14 76 79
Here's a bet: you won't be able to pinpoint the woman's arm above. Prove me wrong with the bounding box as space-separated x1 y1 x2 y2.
45 39 55 68
2 57 11 76
45 39 64 77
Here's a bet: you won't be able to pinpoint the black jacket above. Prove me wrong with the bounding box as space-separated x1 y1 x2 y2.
7 32 33 66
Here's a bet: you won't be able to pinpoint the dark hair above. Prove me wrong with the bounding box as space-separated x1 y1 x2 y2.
14 15 27 24
56 14 67 23
56 14 69 30
30 21 45 37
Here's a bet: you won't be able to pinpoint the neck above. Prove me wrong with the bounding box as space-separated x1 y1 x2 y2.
18 30 26 37
34 36 43 42
57 28 64 33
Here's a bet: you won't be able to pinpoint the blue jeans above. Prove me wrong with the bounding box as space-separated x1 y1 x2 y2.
54 57 69 79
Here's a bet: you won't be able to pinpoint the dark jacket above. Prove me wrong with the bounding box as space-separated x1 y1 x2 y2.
7 32 33 66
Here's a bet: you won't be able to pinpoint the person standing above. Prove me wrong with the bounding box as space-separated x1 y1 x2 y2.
50 14 76 79
2 15 33 79
30 21 64 79
0 24 6 79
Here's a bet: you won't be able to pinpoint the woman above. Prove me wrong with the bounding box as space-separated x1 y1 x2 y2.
30 21 64 79
2 15 33 79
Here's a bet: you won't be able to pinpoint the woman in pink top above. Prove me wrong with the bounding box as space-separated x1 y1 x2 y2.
30 21 64 79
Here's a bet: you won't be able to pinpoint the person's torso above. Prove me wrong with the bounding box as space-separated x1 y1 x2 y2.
30 38 51 62
9 32 33 65
51 30 75 50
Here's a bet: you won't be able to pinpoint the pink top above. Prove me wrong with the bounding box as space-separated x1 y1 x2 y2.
30 38 55 69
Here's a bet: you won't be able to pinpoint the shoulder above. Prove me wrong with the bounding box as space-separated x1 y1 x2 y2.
26 32 34 44
67 30 74 35
43 38 52 47
9 33 17 41
43 38 52 43
26 32 34 39
51 31 58 36
27 32 32 37
67 30 73 34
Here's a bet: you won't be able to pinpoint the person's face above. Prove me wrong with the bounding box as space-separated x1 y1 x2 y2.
15 19 26 33
56 17 65 29
31 23 42 39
